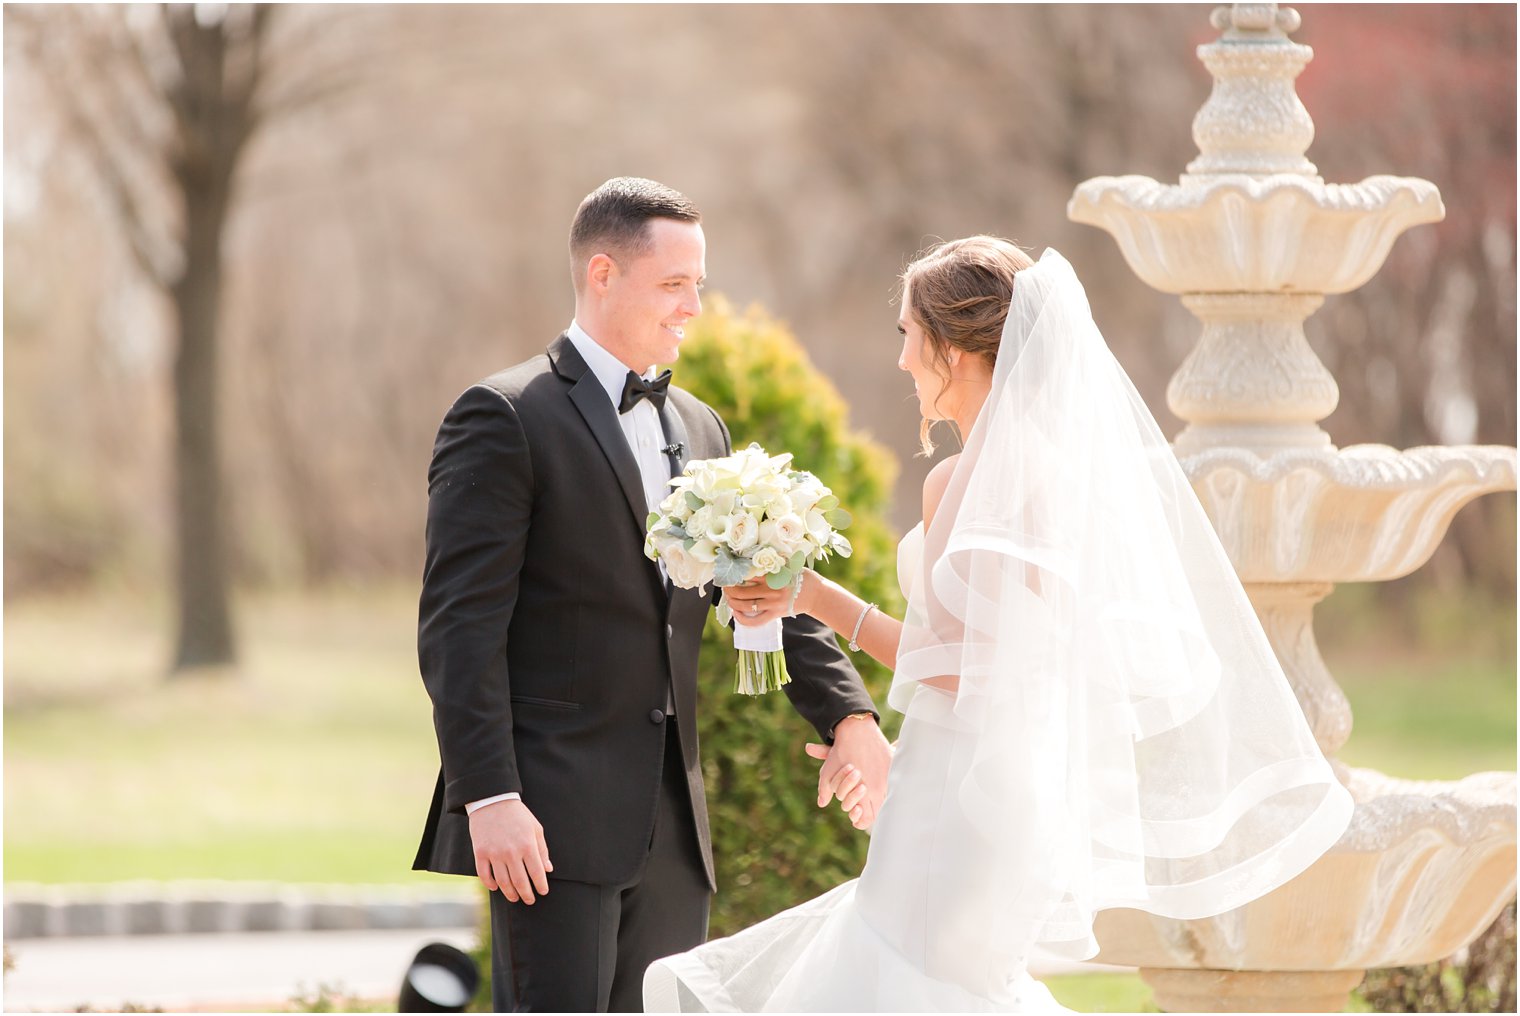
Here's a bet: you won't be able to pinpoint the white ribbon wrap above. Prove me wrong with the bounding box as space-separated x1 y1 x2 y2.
732 616 783 652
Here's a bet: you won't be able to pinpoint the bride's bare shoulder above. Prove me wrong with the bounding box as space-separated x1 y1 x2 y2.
922 454 960 529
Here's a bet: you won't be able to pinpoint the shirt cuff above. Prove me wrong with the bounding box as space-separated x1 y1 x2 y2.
465 792 521 814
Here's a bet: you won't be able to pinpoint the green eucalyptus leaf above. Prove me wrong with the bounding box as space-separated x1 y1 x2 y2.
713 548 751 587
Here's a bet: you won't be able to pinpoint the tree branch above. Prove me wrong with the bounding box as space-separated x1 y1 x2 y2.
13 10 180 286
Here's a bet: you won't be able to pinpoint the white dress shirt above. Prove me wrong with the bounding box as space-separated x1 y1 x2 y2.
467 320 675 816
565 320 674 514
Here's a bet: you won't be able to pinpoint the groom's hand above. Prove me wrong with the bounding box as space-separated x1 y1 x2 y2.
807 715 893 830
468 799 553 904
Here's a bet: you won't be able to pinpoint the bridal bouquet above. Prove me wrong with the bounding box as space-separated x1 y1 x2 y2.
645 443 853 694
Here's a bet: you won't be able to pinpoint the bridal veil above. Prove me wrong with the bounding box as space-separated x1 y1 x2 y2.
644 248 1354 1012
890 248 1353 984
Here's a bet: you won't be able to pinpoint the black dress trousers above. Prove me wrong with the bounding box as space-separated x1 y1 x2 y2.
488 718 711 1012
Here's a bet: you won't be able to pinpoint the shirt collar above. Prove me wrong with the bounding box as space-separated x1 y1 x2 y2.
566 319 655 410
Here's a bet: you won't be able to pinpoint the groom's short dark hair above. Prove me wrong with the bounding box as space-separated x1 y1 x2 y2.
570 177 701 294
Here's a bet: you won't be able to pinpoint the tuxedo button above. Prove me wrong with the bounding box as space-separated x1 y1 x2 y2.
649 708 666 725
666 624 674 638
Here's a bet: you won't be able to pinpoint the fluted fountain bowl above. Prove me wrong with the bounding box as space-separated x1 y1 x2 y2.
1180 444 1517 584
1068 174 1444 294
1100 769 1513 1009
1092 767 1518 1012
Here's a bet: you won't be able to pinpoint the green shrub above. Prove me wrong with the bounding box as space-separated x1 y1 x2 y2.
674 295 904 937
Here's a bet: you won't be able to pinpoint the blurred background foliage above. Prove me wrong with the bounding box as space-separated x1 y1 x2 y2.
3 4 1513 614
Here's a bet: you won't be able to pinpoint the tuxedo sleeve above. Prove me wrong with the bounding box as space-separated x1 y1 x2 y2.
705 405 879 741
418 384 532 814
780 614 879 742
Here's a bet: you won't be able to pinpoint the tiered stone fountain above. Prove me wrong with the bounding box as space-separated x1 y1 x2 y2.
1068 4 1517 1011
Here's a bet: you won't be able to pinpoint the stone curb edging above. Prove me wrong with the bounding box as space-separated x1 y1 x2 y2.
3 882 481 940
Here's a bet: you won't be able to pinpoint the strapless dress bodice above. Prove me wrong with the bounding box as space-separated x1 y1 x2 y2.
896 521 925 602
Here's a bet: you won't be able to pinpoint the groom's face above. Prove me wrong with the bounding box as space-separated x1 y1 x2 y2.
602 219 706 371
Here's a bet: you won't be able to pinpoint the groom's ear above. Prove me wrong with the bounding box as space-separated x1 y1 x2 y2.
587 253 616 293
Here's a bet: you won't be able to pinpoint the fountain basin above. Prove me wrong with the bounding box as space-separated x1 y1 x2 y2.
1092 768 1516 1007
1181 444 1517 583
1068 174 1443 294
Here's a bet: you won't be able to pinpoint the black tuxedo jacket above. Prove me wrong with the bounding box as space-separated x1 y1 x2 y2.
413 334 877 889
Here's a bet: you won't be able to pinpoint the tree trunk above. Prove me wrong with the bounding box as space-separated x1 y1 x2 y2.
165 7 260 674
170 165 236 672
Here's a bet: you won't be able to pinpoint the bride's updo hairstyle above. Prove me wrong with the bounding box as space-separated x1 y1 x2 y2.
902 236 1034 455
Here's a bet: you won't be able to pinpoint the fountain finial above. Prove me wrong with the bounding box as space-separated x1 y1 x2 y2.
1210 3 1302 40
1187 3 1317 179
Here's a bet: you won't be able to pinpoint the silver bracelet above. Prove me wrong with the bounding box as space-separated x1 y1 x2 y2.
847 602 877 653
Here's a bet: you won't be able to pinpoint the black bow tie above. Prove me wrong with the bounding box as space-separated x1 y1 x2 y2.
619 369 672 414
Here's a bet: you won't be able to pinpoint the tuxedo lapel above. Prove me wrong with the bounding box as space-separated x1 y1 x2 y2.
654 401 696 600
657 400 692 484
551 335 654 538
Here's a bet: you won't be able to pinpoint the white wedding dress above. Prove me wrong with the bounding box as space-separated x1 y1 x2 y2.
646 524 1069 1013
644 250 1353 1013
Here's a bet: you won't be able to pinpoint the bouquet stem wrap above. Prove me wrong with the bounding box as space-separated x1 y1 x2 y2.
732 617 788 695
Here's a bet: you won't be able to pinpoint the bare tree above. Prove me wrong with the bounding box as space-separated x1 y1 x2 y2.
11 4 271 672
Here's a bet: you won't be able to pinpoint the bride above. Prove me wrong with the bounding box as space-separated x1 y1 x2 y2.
646 240 1355 1012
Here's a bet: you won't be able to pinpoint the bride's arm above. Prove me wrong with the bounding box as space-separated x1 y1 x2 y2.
790 456 959 689
792 568 903 670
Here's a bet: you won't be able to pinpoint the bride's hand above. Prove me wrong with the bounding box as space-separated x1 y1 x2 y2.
722 576 800 626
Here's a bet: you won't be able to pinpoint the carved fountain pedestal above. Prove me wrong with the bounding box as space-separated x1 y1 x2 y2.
1068 4 1517 1011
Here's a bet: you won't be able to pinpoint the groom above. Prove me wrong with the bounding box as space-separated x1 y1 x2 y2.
414 177 893 1012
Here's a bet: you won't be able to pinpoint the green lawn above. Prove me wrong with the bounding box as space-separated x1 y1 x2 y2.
1044 972 1158 1012
4 587 455 886
5 585 1513 886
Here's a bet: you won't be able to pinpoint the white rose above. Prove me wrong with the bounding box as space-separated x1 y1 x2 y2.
789 486 820 517
741 475 787 507
659 489 687 518
662 542 708 589
764 493 794 519
773 513 806 552
727 512 759 552
751 546 786 575
686 506 713 539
